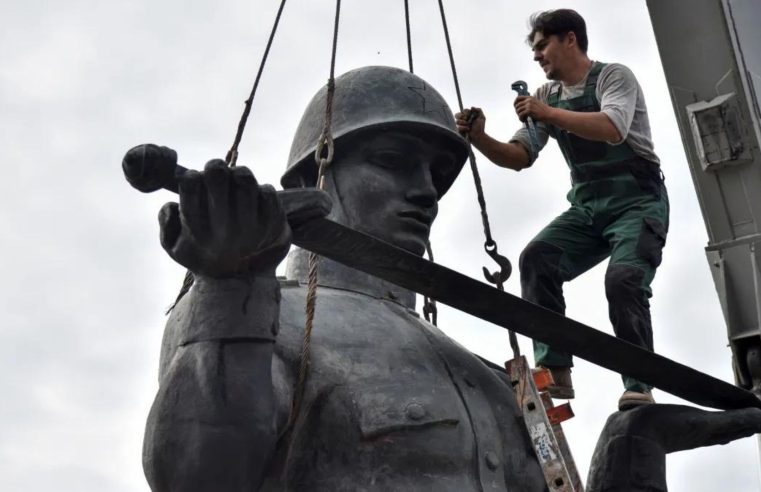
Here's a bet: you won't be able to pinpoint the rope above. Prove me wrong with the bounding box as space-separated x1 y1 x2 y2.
226 0 288 167
423 240 438 325
436 0 519 359
289 0 341 430
404 0 413 73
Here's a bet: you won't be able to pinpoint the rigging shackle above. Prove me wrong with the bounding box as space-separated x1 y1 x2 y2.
314 132 335 167
482 240 512 287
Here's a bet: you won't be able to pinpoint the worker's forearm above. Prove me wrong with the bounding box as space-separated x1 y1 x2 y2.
545 108 622 143
471 133 531 171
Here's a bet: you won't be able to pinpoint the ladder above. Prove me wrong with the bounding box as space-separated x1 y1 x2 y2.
506 356 584 492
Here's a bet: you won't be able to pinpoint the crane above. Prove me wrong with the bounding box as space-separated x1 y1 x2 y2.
647 0 761 468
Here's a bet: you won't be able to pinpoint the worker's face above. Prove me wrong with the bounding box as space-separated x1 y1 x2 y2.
532 32 573 81
328 129 456 256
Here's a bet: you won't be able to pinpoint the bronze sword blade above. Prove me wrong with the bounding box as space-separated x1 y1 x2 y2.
292 216 761 411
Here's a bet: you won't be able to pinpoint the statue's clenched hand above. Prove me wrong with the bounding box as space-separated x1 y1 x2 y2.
158 159 291 277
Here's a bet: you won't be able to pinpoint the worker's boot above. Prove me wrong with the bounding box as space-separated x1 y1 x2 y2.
537 366 575 399
618 390 655 411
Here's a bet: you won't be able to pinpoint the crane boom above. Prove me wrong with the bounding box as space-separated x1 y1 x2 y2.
647 0 761 395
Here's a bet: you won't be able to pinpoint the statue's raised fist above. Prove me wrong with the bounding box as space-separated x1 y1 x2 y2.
158 159 291 278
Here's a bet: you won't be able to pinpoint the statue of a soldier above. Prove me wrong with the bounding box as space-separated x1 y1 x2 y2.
135 66 761 492
140 66 548 491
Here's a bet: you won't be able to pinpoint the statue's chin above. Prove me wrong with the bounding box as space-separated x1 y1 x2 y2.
387 234 428 257
339 214 429 257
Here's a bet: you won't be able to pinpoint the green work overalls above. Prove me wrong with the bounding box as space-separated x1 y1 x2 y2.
520 62 669 393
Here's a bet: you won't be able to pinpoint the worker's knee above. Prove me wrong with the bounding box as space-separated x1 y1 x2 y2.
605 264 646 303
519 241 563 281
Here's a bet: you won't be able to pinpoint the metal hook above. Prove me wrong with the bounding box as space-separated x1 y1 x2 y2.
482 240 512 287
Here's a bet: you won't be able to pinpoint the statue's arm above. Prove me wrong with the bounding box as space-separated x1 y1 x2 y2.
143 276 281 491
136 157 297 491
587 404 761 492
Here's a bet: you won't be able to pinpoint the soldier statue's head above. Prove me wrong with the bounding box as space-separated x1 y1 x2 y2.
282 66 468 256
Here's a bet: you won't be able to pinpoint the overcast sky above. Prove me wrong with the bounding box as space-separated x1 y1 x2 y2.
1 0 758 490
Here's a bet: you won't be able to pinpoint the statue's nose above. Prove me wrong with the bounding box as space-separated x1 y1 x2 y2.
405 164 438 208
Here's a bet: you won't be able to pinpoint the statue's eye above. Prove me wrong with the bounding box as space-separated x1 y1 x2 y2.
369 151 408 169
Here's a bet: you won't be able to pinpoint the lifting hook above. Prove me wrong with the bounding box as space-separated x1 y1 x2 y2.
482 240 512 288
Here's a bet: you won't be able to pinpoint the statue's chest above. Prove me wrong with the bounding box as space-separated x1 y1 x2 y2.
277 290 510 490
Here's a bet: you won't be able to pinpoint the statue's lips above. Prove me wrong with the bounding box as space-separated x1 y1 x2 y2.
397 210 433 230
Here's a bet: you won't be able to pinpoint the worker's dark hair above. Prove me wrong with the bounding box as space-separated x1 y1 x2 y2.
527 9 588 53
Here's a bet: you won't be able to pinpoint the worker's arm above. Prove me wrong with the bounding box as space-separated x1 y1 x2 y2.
515 64 642 145
473 133 532 171
514 96 623 143
455 108 533 171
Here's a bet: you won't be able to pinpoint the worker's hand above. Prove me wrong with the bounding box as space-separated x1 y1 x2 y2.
455 107 486 141
514 96 553 122
158 159 292 278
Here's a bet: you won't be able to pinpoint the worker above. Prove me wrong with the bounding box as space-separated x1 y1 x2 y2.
456 9 668 411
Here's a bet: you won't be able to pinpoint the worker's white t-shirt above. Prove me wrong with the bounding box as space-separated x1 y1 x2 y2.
511 62 660 165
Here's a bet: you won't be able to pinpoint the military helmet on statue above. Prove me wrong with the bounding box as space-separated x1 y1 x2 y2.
282 65 468 197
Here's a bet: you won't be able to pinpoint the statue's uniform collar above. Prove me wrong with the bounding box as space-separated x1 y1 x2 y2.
284 247 417 310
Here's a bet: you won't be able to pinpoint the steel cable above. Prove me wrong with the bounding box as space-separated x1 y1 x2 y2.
167 0 289 313
226 0 289 167
423 240 438 326
404 0 413 73
435 0 519 358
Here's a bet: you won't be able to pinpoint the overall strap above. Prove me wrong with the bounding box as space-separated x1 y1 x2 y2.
546 62 605 107
584 61 606 96
546 82 563 106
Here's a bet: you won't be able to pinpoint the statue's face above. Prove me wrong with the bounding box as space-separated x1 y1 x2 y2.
329 128 458 256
